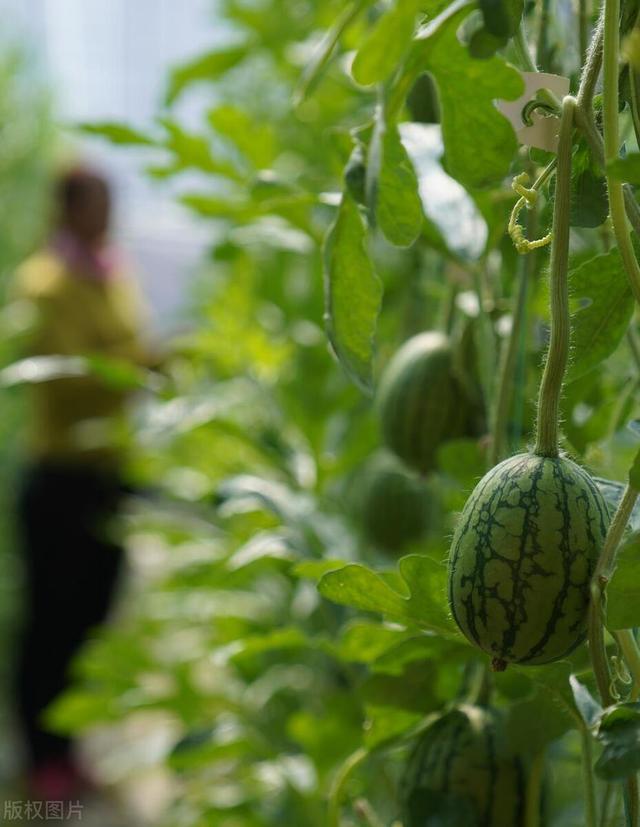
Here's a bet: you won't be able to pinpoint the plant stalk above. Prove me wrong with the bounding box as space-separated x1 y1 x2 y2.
491 220 534 465
534 96 575 458
328 747 368 827
577 4 604 110
536 0 552 69
589 481 640 827
525 748 546 827
582 725 599 827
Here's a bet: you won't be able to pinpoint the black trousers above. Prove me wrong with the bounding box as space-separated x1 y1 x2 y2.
15 462 124 768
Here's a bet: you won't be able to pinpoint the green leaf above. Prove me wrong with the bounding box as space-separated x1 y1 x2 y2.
468 27 507 59
595 477 640 531
160 119 242 180
207 105 277 169
367 111 423 247
323 193 382 392
318 554 460 639
344 143 367 206
335 621 413 663
630 444 640 491
566 249 633 384
506 687 575 753
318 563 411 620
165 45 248 105
569 675 602 728
351 0 421 86
294 0 370 105
75 122 155 146
479 0 524 38
595 703 640 780
606 532 640 630
362 660 441 713
400 1 523 189
363 705 423 749
571 142 608 229
44 690 120 733
607 153 640 185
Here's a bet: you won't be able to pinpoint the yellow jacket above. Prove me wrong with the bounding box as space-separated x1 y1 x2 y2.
14 248 148 466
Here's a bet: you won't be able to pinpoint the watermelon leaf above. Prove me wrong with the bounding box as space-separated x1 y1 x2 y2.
323 193 382 392
351 0 421 87
397 1 523 189
165 45 248 105
595 703 640 780
606 533 640 630
318 554 461 639
567 249 633 384
479 0 524 38
75 122 156 146
367 110 424 247
607 153 640 185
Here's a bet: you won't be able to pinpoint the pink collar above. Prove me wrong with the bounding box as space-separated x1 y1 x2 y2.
50 231 120 282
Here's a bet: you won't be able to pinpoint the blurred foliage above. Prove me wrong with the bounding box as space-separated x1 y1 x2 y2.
0 40 53 772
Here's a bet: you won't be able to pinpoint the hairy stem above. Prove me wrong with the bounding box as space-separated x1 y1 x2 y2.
534 96 575 458
579 0 590 63
582 726 599 827
589 485 638 703
589 482 640 827
577 4 604 110
353 799 385 827
536 0 551 69
525 749 546 827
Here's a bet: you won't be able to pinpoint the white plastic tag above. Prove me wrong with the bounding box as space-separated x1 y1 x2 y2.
497 71 570 152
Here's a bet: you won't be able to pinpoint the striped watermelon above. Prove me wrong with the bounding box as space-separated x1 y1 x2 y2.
377 332 478 474
357 453 435 554
400 704 526 827
448 452 609 668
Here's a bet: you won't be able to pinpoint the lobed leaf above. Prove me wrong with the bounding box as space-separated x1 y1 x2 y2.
398 1 523 189
318 554 460 639
351 0 421 87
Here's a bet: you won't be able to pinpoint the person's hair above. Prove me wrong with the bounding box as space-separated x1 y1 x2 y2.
54 167 109 217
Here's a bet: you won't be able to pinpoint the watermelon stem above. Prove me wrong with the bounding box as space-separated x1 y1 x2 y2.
524 748 546 827
534 96 576 458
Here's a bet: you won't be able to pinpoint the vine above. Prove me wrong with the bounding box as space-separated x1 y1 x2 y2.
533 96 575 459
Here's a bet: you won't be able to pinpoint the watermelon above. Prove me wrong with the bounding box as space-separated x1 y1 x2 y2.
400 704 526 827
377 332 479 474
356 453 435 554
448 452 609 668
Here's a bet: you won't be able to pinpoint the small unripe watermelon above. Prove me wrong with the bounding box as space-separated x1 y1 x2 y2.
357 454 434 554
400 704 525 827
377 332 477 474
448 453 609 667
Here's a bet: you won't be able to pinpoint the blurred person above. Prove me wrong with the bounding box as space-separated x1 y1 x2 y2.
11 166 151 801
